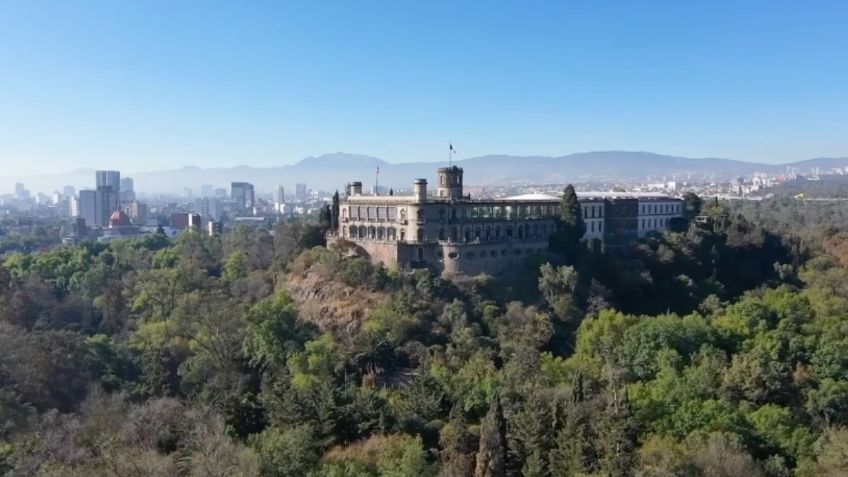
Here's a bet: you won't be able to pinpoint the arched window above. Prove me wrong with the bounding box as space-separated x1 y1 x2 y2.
400 209 407 223
358 225 367 238
368 226 376 239
439 227 446 241
485 226 492 240
400 230 406 242
388 227 396 241
377 227 385 240
417 228 425 242
342 208 348 220
474 227 482 241
451 227 459 241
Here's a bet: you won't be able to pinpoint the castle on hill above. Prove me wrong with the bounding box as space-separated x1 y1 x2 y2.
330 166 682 276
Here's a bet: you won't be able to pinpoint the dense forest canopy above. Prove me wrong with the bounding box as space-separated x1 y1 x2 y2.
2 197 848 476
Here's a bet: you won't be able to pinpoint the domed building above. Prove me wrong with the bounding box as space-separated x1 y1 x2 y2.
99 208 145 243
109 209 132 228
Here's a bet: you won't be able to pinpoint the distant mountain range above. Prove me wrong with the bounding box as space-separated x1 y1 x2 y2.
4 152 848 195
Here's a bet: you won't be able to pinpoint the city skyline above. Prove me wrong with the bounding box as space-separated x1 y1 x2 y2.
2 1 848 174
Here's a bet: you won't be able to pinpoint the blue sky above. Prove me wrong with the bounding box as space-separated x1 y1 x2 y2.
1 1 847 174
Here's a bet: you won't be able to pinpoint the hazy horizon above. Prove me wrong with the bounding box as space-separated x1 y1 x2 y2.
2 149 848 182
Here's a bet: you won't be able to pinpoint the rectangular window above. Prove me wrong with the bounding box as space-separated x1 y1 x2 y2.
387 207 397 220
377 207 385 220
367 207 376 220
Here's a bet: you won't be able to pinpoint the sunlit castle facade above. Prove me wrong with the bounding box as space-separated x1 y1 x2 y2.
331 166 683 276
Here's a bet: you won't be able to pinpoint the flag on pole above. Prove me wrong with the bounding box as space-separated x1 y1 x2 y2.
376 165 380 175
450 143 454 153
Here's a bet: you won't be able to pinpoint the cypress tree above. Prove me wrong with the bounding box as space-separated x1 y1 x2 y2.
559 184 584 230
551 184 586 259
475 397 507 477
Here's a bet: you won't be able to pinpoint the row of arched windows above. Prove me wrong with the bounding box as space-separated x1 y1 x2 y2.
344 225 401 242
438 222 552 243
640 202 681 215
436 247 545 260
640 217 669 230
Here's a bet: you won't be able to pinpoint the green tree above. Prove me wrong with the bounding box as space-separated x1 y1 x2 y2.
252 424 320 477
475 397 507 477
682 192 703 219
376 433 436 477
550 184 586 259
244 292 316 368
538 263 580 321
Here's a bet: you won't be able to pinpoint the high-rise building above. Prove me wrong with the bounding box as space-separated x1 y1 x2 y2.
63 185 75 198
93 170 120 225
274 185 285 213
96 170 121 192
69 196 80 217
196 197 222 222
231 182 255 214
120 177 136 203
201 184 215 198
128 201 149 224
14 183 30 200
295 183 308 202
78 190 98 226
78 170 121 227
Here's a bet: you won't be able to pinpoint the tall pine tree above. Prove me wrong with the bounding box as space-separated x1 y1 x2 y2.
475 397 507 477
551 184 586 261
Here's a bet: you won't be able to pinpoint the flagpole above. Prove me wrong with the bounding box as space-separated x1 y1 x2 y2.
375 166 379 196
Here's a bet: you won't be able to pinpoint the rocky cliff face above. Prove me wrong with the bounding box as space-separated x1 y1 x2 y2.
284 268 387 335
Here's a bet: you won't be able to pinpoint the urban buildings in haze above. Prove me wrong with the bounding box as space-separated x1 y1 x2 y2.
295 182 308 202
120 177 135 203
275 185 285 214
231 182 255 215
96 170 120 192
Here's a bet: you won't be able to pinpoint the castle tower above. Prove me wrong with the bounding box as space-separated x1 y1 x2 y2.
413 179 427 203
437 166 463 200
